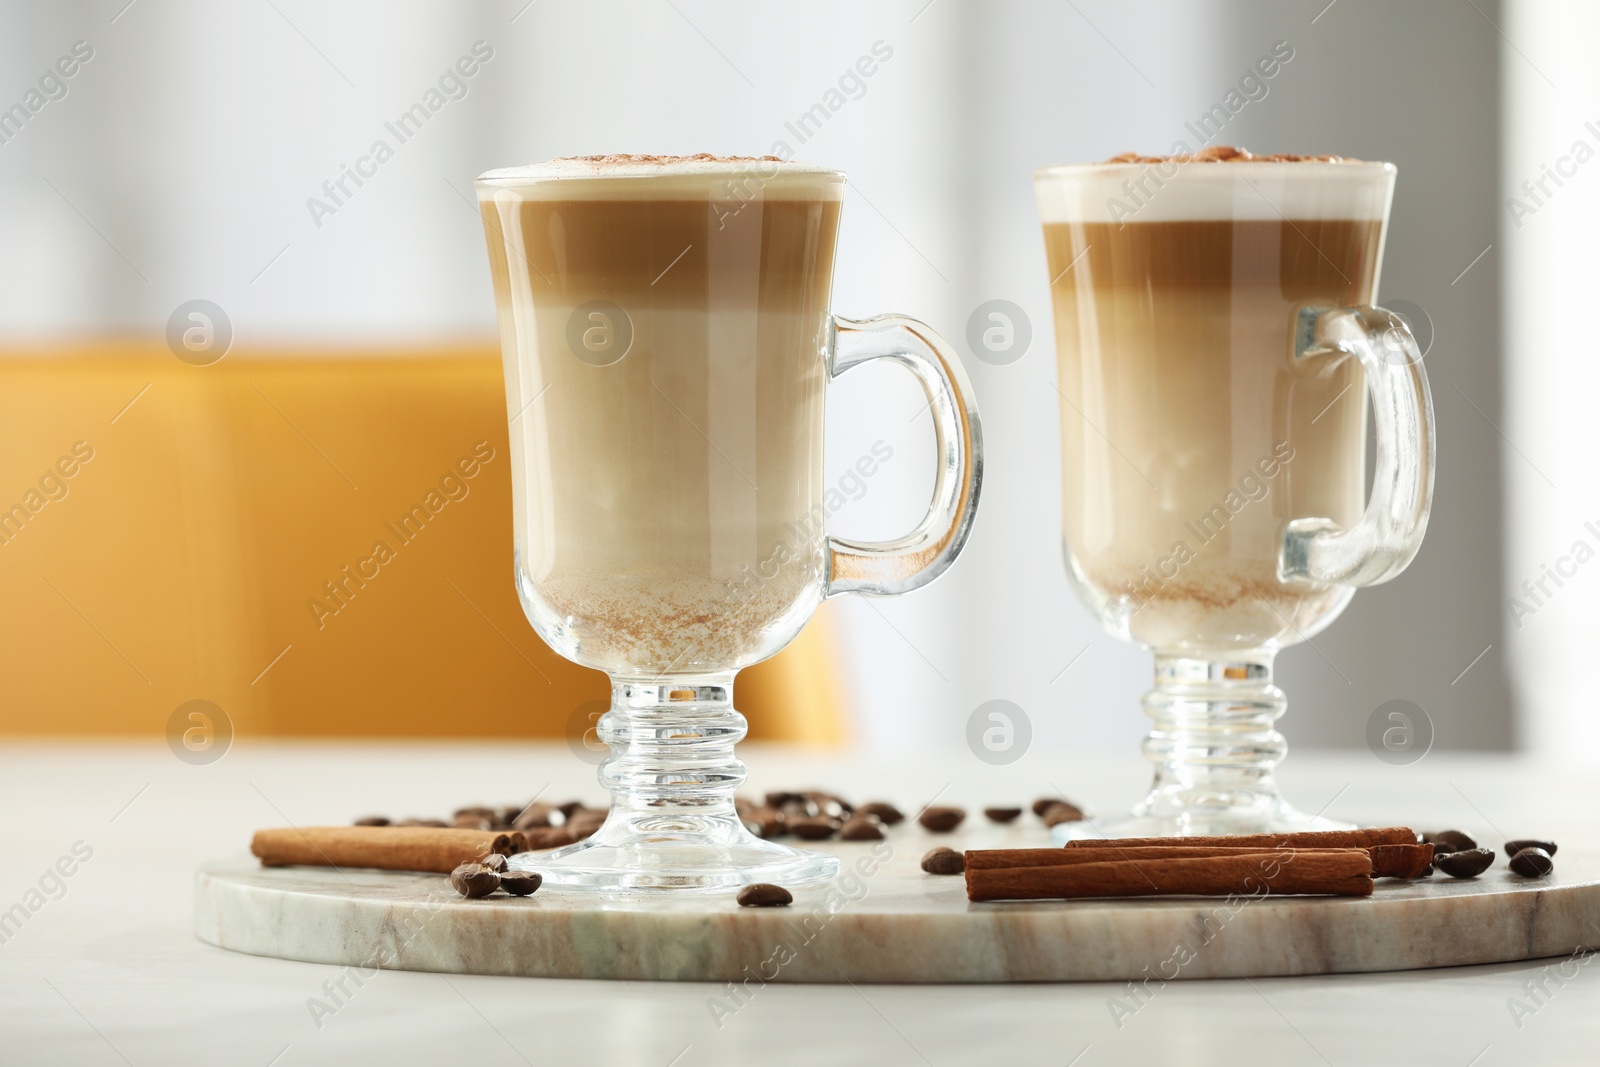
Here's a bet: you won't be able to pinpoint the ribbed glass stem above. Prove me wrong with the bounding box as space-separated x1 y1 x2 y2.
597 675 747 825
1136 651 1289 819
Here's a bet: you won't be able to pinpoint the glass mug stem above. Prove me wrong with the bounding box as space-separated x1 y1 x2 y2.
1141 654 1288 810
1133 652 1330 833
598 677 746 820
1057 651 1351 840
546 675 849 892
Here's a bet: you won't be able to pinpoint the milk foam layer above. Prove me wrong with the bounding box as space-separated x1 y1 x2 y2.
1035 159 1395 224
478 155 844 201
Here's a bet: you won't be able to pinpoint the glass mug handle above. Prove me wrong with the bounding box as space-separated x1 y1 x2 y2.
825 315 984 596
1281 306 1436 587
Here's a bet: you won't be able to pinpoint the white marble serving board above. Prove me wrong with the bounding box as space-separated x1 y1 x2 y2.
194 829 1600 983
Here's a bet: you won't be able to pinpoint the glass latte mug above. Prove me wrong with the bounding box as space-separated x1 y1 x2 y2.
478 156 982 889
1034 157 1434 837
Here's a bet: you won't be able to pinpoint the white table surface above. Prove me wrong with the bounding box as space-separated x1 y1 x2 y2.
2 740 1597 1066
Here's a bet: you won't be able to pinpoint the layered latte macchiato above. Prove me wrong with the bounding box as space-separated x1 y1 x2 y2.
479 156 842 676
1039 151 1388 651
1034 149 1433 837
476 154 980 888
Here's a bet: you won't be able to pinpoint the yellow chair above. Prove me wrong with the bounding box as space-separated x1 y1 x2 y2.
0 343 847 745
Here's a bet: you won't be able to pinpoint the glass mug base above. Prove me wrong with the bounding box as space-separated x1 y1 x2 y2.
1052 650 1354 841
1052 800 1355 843
509 811 840 891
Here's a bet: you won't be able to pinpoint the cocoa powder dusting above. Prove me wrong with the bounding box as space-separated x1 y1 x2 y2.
556 153 787 166
1103 146 1353 164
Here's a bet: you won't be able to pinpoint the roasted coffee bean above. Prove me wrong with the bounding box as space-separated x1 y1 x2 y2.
1416 863 1434 877
452 814 494 831
742 807 786 839
737 883 792 907
920 847 965 875
1425 830 1476 852
555 800 586 820
857 801 904 826
1032 797 1067 818
454 806 497 820
524 828 576 850
765 791 807 810
804 791 854 818
786 816 838 840
1509 847 1554 878
353 816 390 826
1041 802 1085 827
839 817 884 841
918 806 966 832
1505 839 1558 858
1434 847 1494 878
983 807 1023 824
397 818 448 828
480 853 509 873
449 862 501 899
499 871 543 896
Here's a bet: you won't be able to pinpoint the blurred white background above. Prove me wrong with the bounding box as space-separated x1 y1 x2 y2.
1504 1 1600 760
3 0 1570 760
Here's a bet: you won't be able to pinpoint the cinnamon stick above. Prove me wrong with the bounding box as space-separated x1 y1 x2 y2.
1060 827 1417 850
991 841 1432 879
1368 843 1435 879
251 826 528 874
965 849 1373 901
966 845 1365 868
